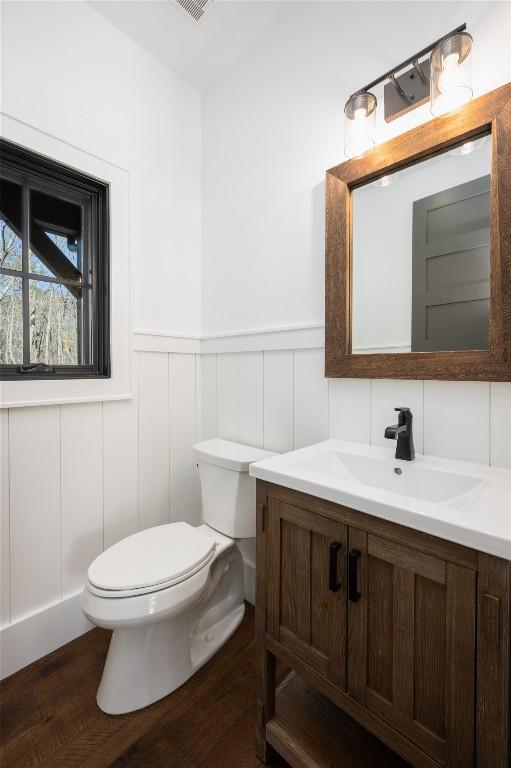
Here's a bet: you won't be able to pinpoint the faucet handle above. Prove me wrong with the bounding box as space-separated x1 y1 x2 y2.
394 407 413 427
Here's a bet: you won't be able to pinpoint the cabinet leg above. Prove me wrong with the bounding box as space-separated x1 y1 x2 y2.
255 647 275 764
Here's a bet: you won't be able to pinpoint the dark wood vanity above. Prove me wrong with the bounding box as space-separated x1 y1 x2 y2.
255 480 510 767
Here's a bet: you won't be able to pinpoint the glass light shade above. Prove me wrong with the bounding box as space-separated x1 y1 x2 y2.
430 32 473 117
344 92 377 159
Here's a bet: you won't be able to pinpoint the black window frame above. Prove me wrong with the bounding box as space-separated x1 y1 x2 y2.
0 138 110 380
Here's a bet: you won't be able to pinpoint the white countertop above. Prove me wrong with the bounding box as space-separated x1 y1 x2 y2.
249 439 511 561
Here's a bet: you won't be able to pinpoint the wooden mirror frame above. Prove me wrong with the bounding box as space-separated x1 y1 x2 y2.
325 83 511 380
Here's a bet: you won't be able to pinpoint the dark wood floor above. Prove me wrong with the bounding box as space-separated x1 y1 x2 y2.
1 603 412 768
0 603 288 768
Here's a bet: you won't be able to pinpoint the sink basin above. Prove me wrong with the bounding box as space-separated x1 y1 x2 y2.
249 439 511 560
302 449 483 504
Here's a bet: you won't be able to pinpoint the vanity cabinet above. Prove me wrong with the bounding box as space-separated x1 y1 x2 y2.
256 481 510 768
266 499 347 688
347 529 475 767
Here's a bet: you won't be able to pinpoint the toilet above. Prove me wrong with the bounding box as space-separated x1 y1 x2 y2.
81 438 275 715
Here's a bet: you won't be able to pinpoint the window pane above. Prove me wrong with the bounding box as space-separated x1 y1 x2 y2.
29 248 53 277
45 231 80 268
29 189 82 278
0 273 23 363
30 280 80 365
0 178 23 270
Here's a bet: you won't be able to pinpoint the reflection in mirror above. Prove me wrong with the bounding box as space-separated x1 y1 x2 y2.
351 134 491 354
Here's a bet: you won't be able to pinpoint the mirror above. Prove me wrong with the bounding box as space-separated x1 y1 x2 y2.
351 135 491 354
325 84 511 381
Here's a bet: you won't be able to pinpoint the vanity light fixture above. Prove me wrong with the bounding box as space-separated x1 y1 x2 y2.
344 24 472 158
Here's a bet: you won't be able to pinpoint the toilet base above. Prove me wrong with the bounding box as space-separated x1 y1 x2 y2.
97 603 245 715
95 546 245 715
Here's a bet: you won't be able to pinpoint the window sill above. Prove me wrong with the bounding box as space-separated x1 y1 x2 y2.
0 392 134 409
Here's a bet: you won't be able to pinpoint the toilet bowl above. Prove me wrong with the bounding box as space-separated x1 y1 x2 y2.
81 439 275 715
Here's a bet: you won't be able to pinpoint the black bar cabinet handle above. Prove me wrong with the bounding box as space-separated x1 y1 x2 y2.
329 542 342 593
348 548 362 602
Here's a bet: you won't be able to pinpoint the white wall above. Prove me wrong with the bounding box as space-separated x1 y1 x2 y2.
1 0 202 336
202 347 511 468
202 1 510 336
200 1 511 474
0 1 202 676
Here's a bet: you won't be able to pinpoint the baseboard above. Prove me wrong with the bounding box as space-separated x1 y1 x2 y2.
1 591 93 679
238 538 256 605
243 561 255 606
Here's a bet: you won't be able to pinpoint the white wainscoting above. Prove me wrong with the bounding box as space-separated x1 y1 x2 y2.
3 330 511 678
0 349 201 679
201 346 511 468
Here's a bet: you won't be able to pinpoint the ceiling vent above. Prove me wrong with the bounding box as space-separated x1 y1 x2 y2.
174 0 213 23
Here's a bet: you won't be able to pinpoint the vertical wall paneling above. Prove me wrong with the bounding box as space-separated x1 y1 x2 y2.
0 411 10 627
194 352 202 444
371 379 424 453
138 352 170 529
169 354 201 525
239 351 264 448
217 353 239 442
9 406 61 621
329 378 371 443
200 354 217 441
490 383 511 468
3 339 511 678
424 381 490 464
294 348 329 449
103 397 139 549
61 402 103 598
263 350 294 453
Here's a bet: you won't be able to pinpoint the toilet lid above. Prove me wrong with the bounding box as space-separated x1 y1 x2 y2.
87 522 216 592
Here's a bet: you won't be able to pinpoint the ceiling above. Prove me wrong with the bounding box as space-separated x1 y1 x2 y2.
89 0 288 90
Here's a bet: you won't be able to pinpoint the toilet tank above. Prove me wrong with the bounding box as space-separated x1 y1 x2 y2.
193 439 276 539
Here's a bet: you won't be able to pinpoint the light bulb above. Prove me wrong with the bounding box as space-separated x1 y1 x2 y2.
443 52 460 68
438 52 460 94
430 32 473 117
344 92 377 159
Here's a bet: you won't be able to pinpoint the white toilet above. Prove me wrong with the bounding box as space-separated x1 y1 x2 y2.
81 438 274 715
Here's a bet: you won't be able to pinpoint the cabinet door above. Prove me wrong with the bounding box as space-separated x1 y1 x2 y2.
348 529 476 767
267 498 347 688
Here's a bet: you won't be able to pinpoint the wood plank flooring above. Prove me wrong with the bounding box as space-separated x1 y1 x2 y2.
0 604 287 768
1 603 411 768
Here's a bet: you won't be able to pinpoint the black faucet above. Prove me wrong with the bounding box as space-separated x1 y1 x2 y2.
384 407 415 461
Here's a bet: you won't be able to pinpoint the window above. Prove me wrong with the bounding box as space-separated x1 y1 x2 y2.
0 139 109 379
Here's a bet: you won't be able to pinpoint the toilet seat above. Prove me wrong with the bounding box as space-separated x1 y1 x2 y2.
87 522 216 598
